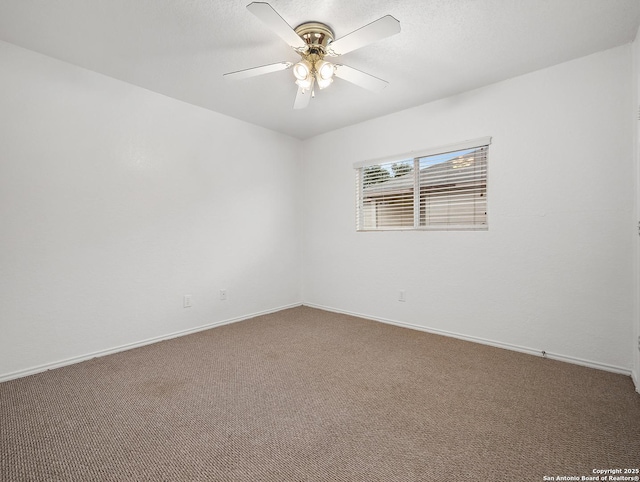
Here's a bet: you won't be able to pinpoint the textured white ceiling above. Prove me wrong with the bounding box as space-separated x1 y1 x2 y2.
0 0 639 139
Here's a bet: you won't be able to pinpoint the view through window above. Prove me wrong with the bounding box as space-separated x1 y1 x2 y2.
355 138 490 231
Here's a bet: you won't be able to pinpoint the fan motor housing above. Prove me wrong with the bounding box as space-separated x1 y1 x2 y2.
294 22 334 54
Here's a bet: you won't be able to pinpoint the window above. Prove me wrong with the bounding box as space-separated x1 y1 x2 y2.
355 137 490 231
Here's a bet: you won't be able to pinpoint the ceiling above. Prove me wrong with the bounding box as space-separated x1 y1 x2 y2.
0 0 639 140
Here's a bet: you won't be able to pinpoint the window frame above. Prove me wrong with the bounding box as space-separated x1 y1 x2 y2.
354 137 491 232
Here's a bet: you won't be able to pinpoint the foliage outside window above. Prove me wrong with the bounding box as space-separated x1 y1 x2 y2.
355 138 490 231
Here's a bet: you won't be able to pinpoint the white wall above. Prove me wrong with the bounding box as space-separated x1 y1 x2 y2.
302 45 635 373
0 40 302 380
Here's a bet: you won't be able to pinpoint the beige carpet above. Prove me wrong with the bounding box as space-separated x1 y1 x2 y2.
1 306 639 481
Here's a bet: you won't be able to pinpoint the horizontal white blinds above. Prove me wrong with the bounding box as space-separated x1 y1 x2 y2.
359 160 415 229
419 147 487 227
356 141 489 231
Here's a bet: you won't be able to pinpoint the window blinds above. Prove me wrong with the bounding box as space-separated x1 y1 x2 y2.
356 138 490 231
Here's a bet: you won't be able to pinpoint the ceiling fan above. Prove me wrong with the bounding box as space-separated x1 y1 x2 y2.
223 2 401 109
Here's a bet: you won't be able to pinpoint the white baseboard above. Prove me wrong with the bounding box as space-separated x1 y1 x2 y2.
303 303 633 377
633 369 640 394
0 302 302 383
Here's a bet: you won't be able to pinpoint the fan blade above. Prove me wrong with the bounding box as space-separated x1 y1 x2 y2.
328 15 400 56
223 61 292 80
247 2 308 51
293 79 314 110
334 64 388 93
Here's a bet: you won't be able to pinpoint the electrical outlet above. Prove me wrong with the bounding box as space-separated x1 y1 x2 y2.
219 289 227 301
398 290 406 302
183 295 192 308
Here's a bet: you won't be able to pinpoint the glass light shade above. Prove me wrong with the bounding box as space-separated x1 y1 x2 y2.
295 77 313 90
293 61 311 81
316 60 335 80
316 76 333 90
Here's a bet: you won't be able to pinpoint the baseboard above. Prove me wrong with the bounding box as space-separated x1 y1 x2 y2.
633 369 640 394
0 302 302 383
303 303 633 377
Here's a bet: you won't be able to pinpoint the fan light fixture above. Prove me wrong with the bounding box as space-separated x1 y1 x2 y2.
293 58 335 91
223 3 401 109
291 22 337 94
